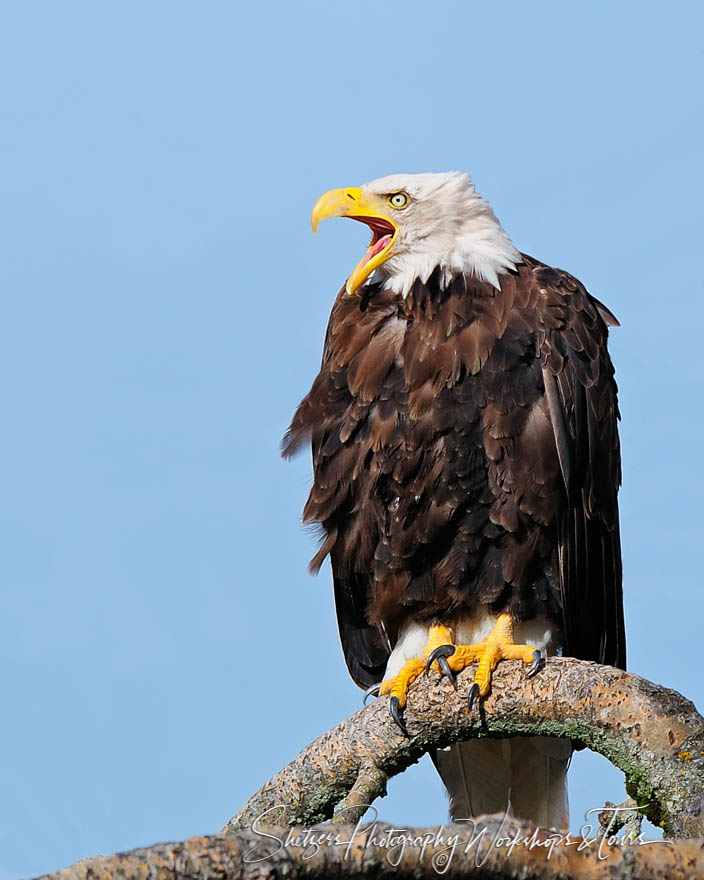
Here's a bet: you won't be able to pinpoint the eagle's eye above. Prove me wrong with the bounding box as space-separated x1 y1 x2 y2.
387 192 410 209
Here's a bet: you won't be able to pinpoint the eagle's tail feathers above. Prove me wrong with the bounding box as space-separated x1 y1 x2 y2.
435 737 571 831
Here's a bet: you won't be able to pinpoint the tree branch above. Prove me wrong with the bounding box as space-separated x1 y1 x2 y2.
42 819 704 880
224 657 704 838
35 659 704 879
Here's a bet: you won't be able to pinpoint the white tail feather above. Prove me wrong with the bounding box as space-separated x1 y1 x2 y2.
436 737 571 831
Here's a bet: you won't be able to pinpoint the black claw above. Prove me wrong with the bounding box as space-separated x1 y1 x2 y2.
389 696 409 736
425 644 456 676
363 683 381 705
437 656 458 690
467 682 481 711
527 650 546 678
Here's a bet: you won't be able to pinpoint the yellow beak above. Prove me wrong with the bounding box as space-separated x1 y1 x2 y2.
311 187 398 294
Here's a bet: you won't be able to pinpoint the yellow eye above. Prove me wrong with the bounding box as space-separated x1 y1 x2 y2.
388 191 409 209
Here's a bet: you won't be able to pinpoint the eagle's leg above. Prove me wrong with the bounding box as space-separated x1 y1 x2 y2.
427 613 544 709
378 625 455 731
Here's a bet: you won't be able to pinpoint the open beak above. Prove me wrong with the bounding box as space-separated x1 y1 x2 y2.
311 187 398 294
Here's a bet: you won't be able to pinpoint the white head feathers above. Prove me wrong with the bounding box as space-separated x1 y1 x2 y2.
362 171 521 297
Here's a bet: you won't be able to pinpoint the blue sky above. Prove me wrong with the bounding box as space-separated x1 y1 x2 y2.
1 1 702 876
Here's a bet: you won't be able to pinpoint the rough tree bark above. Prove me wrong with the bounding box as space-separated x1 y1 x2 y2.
40 658 704 880
41 820 704 880
227 657 704 839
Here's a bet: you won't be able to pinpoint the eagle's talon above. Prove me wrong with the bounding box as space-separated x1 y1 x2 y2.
389 695 408 736
363 683 381 705
425 644 456 676
437 655 458 689
467 682 481 711
527 650 545 678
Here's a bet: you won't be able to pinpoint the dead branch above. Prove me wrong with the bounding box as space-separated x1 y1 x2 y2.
224 657 704 838
41 819 704 880
35 658 704 880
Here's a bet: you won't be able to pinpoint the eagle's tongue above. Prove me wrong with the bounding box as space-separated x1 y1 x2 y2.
360 234 392 267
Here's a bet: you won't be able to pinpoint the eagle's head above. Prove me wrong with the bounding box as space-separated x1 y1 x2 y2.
311 171 521 297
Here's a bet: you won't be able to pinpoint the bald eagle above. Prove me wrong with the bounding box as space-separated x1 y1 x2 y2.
284 172 625 830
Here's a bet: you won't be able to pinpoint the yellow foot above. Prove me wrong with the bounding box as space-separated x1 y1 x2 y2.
428 613 544 710
376 616 544 734
378 625 455 734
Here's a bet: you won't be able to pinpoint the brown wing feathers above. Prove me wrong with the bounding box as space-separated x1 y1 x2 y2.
283 259 625 686
538 264 625 668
